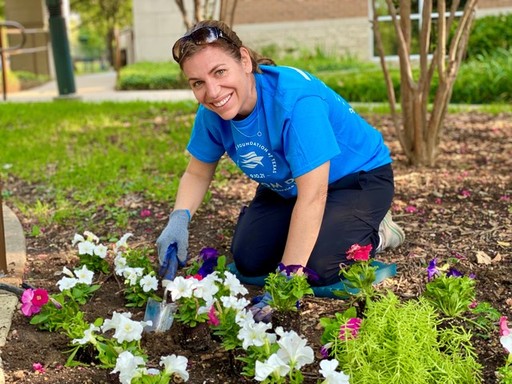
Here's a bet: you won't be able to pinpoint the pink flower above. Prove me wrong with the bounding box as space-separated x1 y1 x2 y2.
346 244 372 262
434 198 442 205
21 288 48 317
140 209 151 218
500 316 510 337
339 317 362 340
32 362 45 374
405 205 417 213
460 189 471 198
32 288 49 307
207 306 219 326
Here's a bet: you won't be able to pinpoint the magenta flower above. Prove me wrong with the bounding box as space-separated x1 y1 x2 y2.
21 288 48 317
346 244 372 262
32 362 45 374
460 189 471 198
32 288 49 307
500 316 510 337
207 306 219 326
140 209 152 218
405 205 418 213
339 317 362 340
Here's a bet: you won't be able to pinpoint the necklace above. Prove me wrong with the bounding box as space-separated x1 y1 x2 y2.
231 122 262 138
230 109 263 138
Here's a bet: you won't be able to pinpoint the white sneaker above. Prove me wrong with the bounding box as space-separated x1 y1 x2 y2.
377 211 405 253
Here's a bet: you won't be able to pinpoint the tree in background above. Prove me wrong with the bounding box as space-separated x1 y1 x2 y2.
70 0 132 68
0 0 5 20
371 0 478 166
175 0 238 29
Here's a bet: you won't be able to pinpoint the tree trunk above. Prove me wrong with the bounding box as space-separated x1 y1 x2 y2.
372 0 478 167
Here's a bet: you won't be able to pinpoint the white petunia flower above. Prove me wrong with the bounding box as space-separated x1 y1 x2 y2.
94 244 108 259
78 240 95 256
112 315 146 343
166 276 196 301
501 334 512 354
193 277 219 302
101 311 133 333
235 308 255 327
160 354 189 382
254 354 290 382
276 328 314 369
83 231 99 243
115 232 133 251
74 265 94 285
72 323 100 345
112 351 145 384
57 276 78 291
220 295 250 311
71 233 85 246
319 359 350 384
222 271 249 296
139 274 158 292
238 321 276 350
61 266 75 277
123 267 144 286
114 254 128 276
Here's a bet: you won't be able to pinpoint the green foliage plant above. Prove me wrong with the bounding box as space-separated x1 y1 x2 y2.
264 265 313 312
423 269 476 318
466 13 512 58
325 292 481 383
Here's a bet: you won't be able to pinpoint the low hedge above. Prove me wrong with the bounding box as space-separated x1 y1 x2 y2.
117 50 512 104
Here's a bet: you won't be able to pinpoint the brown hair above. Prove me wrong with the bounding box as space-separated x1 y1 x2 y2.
173 20 275 74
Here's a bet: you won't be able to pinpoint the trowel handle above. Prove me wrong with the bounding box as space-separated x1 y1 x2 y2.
159 242 178 282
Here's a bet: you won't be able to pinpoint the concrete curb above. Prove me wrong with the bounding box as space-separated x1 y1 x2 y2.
0 204 27 384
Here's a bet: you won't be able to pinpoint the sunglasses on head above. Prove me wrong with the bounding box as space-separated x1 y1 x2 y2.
172 26 236 63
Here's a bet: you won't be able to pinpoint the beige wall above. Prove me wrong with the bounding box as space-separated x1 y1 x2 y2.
131 0 512 63
4 0 51 75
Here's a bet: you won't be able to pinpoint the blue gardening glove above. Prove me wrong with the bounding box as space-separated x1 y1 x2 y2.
156 209 190 266
158 243 179 286
249 291 273 323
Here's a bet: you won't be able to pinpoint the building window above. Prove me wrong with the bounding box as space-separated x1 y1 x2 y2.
370 0 467 59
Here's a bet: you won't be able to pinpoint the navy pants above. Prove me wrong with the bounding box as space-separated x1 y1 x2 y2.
231 164 394 286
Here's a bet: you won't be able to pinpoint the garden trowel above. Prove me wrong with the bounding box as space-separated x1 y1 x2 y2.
143 243 178 332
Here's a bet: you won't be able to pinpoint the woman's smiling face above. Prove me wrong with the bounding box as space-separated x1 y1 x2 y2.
182 45 257 120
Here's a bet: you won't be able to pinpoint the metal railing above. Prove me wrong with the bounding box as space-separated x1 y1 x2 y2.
0 20 48 101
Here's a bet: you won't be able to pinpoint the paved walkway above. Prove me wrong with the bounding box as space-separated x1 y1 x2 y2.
3 71 196 103
0 71 197 384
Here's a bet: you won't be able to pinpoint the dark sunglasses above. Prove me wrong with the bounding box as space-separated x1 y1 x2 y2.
172 26 236 62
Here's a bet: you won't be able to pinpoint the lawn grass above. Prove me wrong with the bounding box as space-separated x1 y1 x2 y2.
0 101 232 230
0 100 510 233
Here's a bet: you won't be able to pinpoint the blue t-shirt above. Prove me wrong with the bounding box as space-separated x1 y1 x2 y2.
187 65 391 198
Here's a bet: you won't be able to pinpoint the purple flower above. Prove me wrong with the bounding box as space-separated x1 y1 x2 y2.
277 263 320 282
446 268 463 278
427 258 439 281
320 343 332 359
199 247 219 261
197 248 220 277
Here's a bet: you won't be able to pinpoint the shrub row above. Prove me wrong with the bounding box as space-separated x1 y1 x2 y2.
117 48 511 104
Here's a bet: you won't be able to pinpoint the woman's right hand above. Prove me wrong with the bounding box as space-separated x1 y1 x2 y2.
156 209 191 266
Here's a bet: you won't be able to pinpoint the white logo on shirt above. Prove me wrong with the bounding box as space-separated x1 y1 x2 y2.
240 151 264 169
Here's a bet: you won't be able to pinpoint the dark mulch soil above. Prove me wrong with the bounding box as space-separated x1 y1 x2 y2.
1 112 511 383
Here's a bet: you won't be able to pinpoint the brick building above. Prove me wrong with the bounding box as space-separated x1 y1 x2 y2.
133 0 512 63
